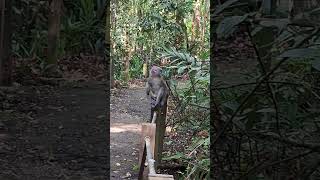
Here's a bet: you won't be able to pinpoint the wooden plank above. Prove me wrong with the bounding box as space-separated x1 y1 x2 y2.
145 137 156 174
148 174 174 180
139 123 156 160
138 123 157 180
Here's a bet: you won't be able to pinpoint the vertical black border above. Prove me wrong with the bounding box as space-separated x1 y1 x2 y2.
105 0 111 177
209 0 215 179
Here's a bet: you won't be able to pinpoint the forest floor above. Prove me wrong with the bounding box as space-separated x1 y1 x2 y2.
110 85 150 179
0 56 110 180
0 81 108 180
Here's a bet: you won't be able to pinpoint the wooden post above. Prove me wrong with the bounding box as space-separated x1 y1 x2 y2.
151 111 157 124
154 102 167 167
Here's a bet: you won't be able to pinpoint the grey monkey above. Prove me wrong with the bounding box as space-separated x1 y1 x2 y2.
146 66 169 112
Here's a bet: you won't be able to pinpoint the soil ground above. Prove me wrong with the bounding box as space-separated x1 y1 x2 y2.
0 82 108 180
110 87 150 180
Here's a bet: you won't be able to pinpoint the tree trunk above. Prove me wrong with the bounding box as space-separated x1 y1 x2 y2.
191 0 201 42
124 30 130 82
106 0 111 90
175 7 185 50
200 0 209 51
48 0 63 65
0 0 13 86
110 0 115 88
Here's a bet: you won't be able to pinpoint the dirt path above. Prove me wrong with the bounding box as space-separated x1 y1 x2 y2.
110 87 150 180
0 83 108 179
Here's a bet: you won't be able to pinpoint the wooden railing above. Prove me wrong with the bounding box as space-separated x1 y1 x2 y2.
138 104 174 180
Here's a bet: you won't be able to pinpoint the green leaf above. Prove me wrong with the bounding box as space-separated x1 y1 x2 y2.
275 30 293 44
162 152 185 161
259 18 289 31
251 26 263 36
312 59 320 71
216 15 249 39
279 48 320 59
177 66 187 74
189 138 209 150
222 101 239 112
310 8 320 15
213 0 240 16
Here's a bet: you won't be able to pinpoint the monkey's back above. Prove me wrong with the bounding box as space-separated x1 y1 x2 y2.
147 76 169 109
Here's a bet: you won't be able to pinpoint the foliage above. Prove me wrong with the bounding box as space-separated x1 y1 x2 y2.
129 55 144 79
163 137 210 180
111 0 209 81
11 0 105 61
213 0 320 179
161 47 210 179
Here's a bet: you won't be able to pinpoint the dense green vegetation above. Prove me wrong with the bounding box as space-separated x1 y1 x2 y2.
12 0 105 60
213 0 320 179
0 0 106 86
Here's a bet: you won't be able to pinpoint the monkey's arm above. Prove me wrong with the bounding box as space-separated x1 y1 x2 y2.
160 80 169 106
155 87 164 108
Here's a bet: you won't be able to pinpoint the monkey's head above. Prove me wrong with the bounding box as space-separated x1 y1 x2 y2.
150 66 162 77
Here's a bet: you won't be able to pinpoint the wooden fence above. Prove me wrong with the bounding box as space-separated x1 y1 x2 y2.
138 103 174 180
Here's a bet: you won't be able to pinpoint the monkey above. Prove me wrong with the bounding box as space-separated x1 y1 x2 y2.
146 66 168 108
146 66 169 123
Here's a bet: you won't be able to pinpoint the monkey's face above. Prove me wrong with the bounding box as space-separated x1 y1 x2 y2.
150 66 162 77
